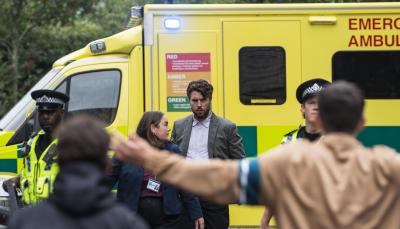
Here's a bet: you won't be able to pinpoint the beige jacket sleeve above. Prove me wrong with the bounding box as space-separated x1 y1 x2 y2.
371 145 400 186
143 150 241 204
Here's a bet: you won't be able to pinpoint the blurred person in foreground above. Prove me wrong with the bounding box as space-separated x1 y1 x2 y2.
261 78 330 228
108 111 204 229
8 116 148 229
112 81 400 228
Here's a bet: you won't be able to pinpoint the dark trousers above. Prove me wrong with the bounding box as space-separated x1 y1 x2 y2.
200 199 229 229
138 197 184 229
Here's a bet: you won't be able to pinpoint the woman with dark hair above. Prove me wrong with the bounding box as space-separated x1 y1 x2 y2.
108 111 204 229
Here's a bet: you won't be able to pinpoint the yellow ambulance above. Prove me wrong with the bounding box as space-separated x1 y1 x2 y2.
1 3 400 227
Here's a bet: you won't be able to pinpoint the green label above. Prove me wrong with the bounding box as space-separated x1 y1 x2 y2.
167 96 191 112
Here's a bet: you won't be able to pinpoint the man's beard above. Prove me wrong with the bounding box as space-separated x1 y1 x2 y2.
194 108 210 121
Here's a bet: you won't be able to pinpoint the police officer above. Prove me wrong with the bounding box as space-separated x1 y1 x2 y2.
3 89 69 205
281 78 330 143
260 78 330 229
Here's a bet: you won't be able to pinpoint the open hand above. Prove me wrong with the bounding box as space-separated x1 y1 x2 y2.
110 133 154 166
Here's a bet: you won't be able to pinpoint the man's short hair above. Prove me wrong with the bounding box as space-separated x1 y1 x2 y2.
56 115 109 170
318 81 365 134
186 79 213 100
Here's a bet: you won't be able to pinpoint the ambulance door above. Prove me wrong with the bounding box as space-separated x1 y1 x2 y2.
223 20 302 153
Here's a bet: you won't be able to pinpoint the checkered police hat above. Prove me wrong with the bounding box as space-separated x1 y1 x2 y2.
296 79 330 104
31 89 69 111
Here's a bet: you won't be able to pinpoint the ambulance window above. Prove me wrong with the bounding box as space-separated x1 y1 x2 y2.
56 81 67 94
239 47 286 105
333 51 400 99
66 70 121 125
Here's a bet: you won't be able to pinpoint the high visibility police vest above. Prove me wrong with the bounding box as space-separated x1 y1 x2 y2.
281 127 301 144
281 126 323 144
20 130 59 205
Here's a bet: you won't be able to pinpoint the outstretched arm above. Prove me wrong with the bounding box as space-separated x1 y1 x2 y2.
111 134 262 205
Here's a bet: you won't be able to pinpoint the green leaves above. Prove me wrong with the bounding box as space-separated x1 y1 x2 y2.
0 0 132 117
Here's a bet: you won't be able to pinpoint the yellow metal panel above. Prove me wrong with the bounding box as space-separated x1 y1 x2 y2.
54 26 142 67
0 132 14 146
128 46 145 134
229 205 264 227
223 20 302 126
17 158 23 174
0 145 18 159
257 125 298 154
365 100 400 126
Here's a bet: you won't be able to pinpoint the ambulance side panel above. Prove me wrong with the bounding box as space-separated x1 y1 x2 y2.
144 5 400 228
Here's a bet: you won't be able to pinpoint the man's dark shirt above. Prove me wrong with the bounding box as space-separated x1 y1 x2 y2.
34 134 52 159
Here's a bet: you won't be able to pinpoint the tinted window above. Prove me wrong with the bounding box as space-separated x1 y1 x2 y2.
67 70 121 124
239 47 286 105
332 51 400 99
56 81 67 94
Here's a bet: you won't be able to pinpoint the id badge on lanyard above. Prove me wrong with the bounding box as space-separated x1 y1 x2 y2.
146 178 161 193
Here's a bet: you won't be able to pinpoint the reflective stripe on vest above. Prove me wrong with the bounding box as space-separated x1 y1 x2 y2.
281 129 300 144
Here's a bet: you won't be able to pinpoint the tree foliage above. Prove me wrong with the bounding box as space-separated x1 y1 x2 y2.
0 0 134 117
0 0 398 118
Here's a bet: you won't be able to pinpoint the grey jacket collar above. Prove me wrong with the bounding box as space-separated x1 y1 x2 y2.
181 112 220 158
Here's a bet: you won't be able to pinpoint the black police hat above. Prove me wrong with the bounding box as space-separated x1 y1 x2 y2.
31 89 69 111
296 79 330 104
